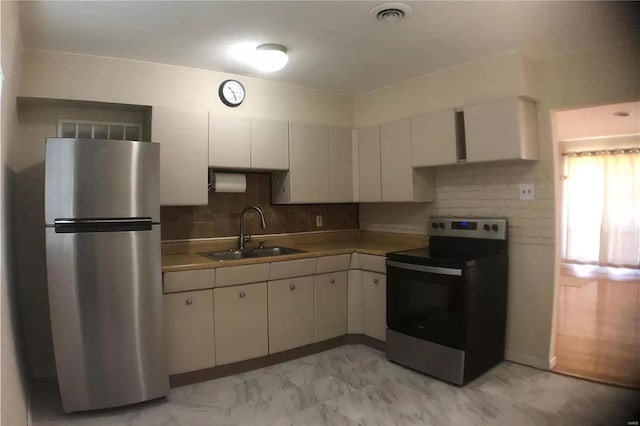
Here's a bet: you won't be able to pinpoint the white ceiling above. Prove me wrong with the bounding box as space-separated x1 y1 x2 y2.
18 1 640 95
556 101 640 142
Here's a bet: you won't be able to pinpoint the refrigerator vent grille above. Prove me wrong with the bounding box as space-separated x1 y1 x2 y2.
58 120 142 141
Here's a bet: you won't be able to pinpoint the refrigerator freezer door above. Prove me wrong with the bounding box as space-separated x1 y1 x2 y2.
45 138 160 224
45 225 168 412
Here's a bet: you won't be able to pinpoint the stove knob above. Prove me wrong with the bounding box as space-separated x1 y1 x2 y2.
431 223 438 229
483 224 490 231
491 224 499 232
438 222 445 229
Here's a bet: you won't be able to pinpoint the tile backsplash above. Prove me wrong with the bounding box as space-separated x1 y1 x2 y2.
160 173 359 240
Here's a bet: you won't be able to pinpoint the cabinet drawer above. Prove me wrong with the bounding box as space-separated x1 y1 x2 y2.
163 290 215 374
314 271 348 342
215 263 270 287
163 269 215 293
268 276 314 354
315 254 351 274
214 282 268 365
358 254 387 273
269 258 317 280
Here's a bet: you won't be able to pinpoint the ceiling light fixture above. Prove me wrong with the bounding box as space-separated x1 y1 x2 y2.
253 43 289 73
370 2 413 22
613 111 631 117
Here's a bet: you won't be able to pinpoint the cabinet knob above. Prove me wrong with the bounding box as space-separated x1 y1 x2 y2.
186 298 193 305
239 291 246 298
290 284 296 290
373 278 379 284
281 187 286 192
330 278 335 284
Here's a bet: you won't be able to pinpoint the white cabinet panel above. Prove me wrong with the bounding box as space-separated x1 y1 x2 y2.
163 269 215 294
209 113 251 168
328 126 354 202
164 290 215 374
289 122 330 203
269 258 318 280
215 263 270 288
464 97 538 163
358 254 386 273
315 254 351 274
347 269 363 334
151 106 209 205
268 276 314 353
357 125 382 202
251 118 289 170
314 272 348 342
362 271 386 341
381 118 435 202
411 109 458 167
214 282 268 365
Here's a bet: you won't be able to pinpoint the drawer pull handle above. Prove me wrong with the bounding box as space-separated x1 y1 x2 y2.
186 298 193 305
330 279 335 284
239 291 246 298
373 278 379 284
290 284 296 290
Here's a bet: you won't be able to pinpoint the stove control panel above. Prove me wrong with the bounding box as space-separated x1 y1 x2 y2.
428 217 507 240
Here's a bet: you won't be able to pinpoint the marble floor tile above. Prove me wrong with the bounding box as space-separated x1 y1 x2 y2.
29 345 640 426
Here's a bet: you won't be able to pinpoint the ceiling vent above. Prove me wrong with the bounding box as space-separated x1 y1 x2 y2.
370 3 413 22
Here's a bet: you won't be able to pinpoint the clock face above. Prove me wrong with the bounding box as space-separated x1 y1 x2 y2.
219 80 245 107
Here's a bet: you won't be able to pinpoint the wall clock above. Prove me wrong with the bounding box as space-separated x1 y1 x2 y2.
218 79 245 107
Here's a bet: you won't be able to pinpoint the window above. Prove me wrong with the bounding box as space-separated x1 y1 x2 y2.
57 120 142 141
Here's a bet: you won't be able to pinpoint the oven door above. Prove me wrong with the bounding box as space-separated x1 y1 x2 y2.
386 260 467 350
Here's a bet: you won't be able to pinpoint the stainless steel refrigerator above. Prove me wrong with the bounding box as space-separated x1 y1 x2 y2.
44 138 169 413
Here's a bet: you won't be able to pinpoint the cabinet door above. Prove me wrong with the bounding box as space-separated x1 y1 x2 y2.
251 118 289 170
347 269 363 334
411 109 458 167
464 97 538 163
209 113 251 168
328 126 354 202
362 271 386 341
268 276 314 353
214 282 268 365
357 125 381 202
381 118 414 202
314 271 348 342
151 106 208 205
289 122 329 202
163 290 215 374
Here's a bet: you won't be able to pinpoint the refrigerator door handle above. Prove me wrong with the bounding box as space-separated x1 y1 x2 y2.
53 218 154 233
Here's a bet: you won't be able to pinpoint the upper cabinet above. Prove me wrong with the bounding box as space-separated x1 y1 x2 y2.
272 122 353 204
411 109 458 167
151 105 209 206
380 118 435 202
209 113 289 170
357 120 434 203
463 97 538 163
328 126 354 202
357 125 382 202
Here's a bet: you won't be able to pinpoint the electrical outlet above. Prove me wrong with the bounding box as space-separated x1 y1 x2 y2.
519 184 535 201
315 215 323 227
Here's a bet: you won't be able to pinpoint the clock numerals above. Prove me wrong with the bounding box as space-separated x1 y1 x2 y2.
219 80 245 107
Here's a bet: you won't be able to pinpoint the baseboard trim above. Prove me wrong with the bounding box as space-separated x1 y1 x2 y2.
170 334 385 388
504 351 552 370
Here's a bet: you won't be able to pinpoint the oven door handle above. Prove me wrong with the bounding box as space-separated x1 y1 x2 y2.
386 260 463 276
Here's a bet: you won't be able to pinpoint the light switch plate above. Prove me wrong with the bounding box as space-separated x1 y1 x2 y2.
315 215 323 227
519 184 535 200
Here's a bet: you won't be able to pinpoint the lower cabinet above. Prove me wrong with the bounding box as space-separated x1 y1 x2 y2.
214 282 268 365
268 276 314 354
314 271 348 342
362 271 387 341
163 289 215 374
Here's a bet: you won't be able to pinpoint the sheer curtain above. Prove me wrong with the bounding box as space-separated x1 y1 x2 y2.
562 150 640 268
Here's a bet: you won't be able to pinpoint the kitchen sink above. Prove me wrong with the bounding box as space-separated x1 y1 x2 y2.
199 246 305 261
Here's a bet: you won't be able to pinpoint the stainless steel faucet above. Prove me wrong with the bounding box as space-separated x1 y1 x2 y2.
239 206 267 249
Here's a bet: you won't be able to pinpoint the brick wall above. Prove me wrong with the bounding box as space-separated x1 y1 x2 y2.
360 161 555 246
161 172 359 240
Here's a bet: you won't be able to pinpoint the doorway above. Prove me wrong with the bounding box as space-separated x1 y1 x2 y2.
553 101 640 388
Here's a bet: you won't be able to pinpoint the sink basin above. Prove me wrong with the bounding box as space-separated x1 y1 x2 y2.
199 246 305 261
251 247 306 257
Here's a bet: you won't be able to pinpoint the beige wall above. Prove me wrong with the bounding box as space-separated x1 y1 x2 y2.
356 43 640 368
19 50 354 127
1 1 28 425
